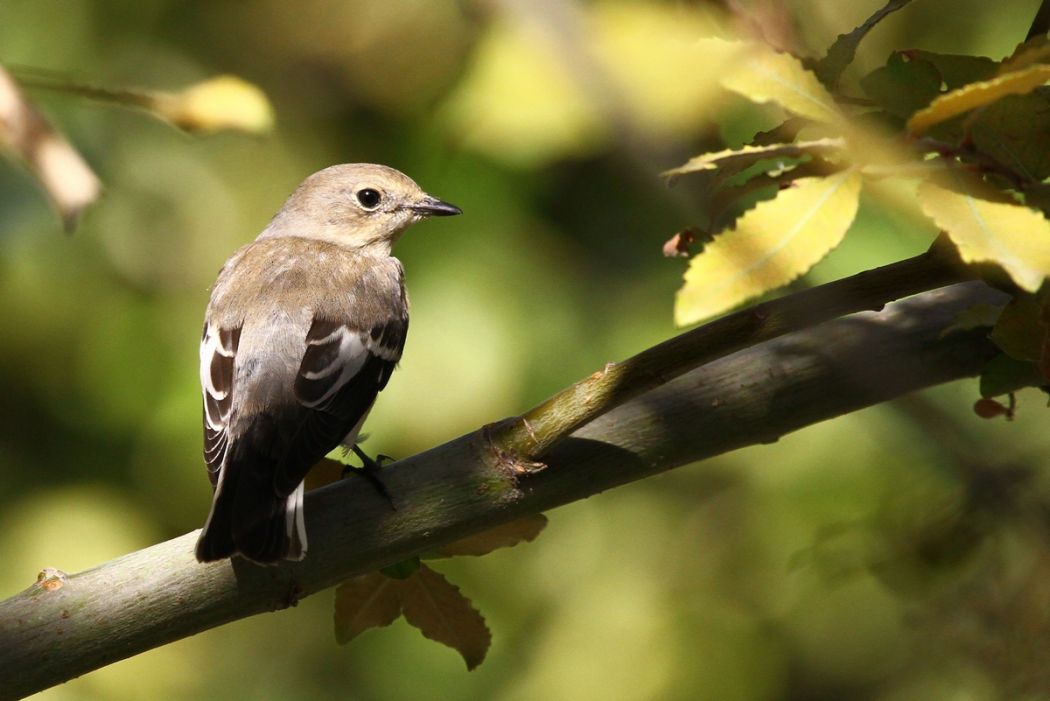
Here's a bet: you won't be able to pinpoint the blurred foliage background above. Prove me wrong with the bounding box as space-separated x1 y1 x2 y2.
2 0 1050 699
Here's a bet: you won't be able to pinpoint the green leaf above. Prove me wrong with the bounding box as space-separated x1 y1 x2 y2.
675 169 862 325
980 354 1045 397
861 51 943 118
916 178 1050 291
912 51 998 89
989 292 1049 362
969 89 1050 181
815 0 914 89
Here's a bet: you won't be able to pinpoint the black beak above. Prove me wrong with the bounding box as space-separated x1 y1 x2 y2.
410 195 462 217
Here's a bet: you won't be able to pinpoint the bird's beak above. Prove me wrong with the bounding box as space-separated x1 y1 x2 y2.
409 195 462 217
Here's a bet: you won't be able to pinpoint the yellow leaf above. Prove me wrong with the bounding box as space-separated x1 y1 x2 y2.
429 515 548 558
917 180 1050 291
722 45 844 126
663 137 845 179
907 64 1050 136
150 75 274 135
675 170 862 326
333 573 402 644
0 65 100 228
397 564 491 670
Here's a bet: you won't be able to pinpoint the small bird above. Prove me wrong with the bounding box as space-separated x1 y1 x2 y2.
195 163 461 564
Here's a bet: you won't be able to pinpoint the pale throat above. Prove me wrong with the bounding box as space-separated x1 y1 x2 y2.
257 219 405 256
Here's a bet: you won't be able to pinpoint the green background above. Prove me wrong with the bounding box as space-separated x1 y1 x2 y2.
2 1 1049 699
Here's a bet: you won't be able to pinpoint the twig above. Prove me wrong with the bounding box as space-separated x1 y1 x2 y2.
1026 0 1050 41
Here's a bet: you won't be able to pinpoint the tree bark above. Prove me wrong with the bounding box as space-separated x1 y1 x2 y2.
0 280 1004 700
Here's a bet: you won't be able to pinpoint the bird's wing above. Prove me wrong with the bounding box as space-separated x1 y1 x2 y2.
200 323 242 486
295 317 406 408
271 316 406 494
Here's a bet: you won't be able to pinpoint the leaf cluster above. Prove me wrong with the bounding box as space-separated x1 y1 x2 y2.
666 0 1050 405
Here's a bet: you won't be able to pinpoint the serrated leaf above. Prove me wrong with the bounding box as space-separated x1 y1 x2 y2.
675 169 862 326
916 179 1050 291
429 515 548 558
908 64 1050 136
0 65 100 228
969 90 1050 181
663 138 845 179
815 0 914 89
914 51 998 89
980 354 1045 397
398 565 491 670
334 573 402 644
989 293 1048 361
722 45 843 126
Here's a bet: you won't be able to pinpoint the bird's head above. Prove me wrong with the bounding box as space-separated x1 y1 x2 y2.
259 163 461 253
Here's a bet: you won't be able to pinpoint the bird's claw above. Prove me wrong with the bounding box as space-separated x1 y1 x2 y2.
342 444 396 510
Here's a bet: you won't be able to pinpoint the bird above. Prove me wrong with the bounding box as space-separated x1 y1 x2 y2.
195 163 461 564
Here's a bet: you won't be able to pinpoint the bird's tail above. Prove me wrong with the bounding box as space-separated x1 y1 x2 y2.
195 440 306 564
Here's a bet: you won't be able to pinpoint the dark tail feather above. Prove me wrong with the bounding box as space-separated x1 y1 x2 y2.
195 460 239 562
195 442 306 564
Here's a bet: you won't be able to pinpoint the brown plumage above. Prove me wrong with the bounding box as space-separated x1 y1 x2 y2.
196 164 460 564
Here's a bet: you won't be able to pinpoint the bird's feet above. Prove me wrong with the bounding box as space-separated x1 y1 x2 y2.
341 444 396 510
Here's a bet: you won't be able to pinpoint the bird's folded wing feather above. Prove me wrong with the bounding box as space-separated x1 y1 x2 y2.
270 316 405 494
200 324 241 484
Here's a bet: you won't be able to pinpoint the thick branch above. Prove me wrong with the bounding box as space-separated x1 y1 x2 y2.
0 280 1000 700
493 247 970 459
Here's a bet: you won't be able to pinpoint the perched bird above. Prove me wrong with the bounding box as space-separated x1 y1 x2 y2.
195 164 461 564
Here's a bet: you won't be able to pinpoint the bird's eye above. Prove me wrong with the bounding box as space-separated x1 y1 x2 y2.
356 188 382 209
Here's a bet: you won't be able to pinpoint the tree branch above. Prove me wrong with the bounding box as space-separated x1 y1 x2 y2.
1027 0 1050 41
0 276 1000 700
491 246 970 460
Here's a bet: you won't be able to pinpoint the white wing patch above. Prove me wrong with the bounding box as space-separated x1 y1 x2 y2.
200 323 240 477
296 323 370 409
